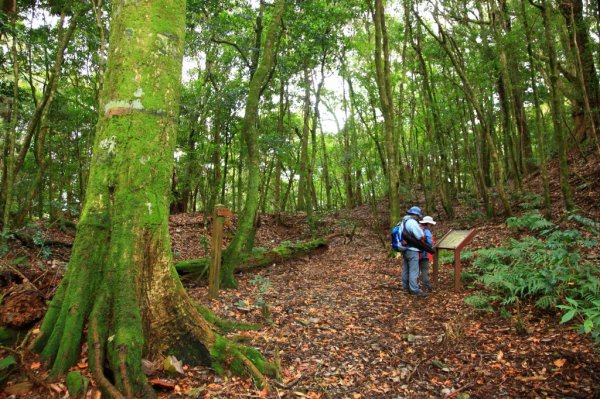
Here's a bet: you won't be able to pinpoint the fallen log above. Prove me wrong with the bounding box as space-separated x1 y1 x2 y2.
13 231 73 248
175 238 328 280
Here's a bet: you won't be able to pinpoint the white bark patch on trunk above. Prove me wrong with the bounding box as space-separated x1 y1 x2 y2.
99 136 117 154
104 99 145 116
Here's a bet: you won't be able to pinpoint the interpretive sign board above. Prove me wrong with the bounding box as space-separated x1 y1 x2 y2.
436 230 474 250
432 229 477 292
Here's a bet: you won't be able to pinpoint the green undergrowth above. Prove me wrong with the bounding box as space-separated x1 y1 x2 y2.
464 211 600 344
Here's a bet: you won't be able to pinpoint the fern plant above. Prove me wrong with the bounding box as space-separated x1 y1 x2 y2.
466 212 600 343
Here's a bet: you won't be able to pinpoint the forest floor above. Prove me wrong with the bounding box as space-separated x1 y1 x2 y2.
1 149 600 399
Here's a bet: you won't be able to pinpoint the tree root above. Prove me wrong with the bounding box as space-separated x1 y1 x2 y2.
118 345 133 399
90 317 124 399
210 336 278 390
238 351 270 392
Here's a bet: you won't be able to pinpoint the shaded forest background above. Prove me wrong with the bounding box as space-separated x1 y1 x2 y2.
1 0 598 231
0 0 599 398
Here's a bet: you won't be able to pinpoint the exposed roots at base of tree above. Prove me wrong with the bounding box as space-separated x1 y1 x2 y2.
211 336 279 392
89 317 127 399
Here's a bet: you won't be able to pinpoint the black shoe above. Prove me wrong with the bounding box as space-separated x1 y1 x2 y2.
411 291 429 297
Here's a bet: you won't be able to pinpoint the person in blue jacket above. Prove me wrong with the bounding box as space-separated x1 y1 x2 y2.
398 206 429 297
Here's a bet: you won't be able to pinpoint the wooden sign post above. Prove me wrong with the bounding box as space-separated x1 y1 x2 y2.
433 229 477 292
208 204 230 299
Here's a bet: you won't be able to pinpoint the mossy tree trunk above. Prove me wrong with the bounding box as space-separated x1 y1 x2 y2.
559 0 600 150
297 64 311 212
33 2 272 397
371 0 401 227
1 11 18 246
520 0 551 212
221 0 285 288
539 0 574 211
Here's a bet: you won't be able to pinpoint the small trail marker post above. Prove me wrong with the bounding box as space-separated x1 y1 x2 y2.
208 204 230 299
433 229 477 292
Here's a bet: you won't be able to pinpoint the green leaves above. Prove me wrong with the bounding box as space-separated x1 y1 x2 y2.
506 210 556 233
0 355 17 383
560 308 577 324
468 213 600 343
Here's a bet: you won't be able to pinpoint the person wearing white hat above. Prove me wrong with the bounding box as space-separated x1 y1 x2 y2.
418 216 437 292
396 206 433 297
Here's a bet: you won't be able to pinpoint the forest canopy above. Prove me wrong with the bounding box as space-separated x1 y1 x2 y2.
1 0 598 230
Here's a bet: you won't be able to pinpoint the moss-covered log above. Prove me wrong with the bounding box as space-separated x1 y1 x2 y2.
32 2 275 398
176 238 328 279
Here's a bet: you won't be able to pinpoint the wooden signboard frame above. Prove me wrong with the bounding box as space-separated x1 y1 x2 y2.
432 229 477 292
208 204 229 299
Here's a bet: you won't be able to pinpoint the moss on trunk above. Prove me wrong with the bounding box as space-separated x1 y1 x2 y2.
33 1 274 397
221 0 286 288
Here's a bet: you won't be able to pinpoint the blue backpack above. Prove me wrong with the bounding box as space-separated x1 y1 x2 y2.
391 220 406 252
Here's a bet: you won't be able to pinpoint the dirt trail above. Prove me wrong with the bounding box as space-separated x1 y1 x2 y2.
1 214 598 398
186 223 599 399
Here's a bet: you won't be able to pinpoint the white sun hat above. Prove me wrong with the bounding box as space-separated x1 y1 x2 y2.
420 216 436 225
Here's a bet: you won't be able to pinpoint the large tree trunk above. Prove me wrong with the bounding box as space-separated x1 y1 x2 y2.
33 2 272 397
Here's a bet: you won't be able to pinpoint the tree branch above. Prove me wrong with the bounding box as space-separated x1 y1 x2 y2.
211 37 251 69
528 0 544 11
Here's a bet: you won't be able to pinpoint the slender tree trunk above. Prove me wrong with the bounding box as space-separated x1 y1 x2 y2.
521 0 551 212
318 114 332 210
274 80 286 218
495 0 534 175
14 118 51 226
13 9 82 178
559 0 600 151
540 0 575 211
372 0 401 226
1 13 19 244
259 157 274 214
297 65 311 212
341 74 355 208
418 12 512 216
411 20 454 217
306 51 327 217
221 0 285 288
490 0 522 188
